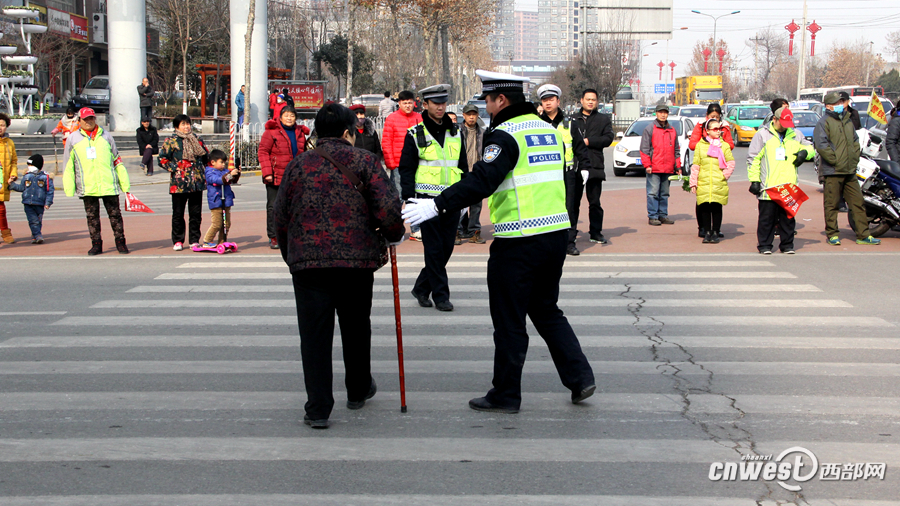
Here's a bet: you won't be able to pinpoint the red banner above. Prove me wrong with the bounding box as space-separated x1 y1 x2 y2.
125 192 154 213
765 183 808 219
282 84 324 109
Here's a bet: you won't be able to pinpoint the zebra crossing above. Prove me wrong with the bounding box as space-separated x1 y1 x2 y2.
1 253 897 505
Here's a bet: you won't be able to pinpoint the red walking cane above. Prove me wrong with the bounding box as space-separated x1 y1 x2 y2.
390 245 407 413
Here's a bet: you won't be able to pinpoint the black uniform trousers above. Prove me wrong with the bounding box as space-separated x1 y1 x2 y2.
171 191 203 245
291 268 376 420
564 169 604 243
413 201 458 304
757 200 795 253
485 230 595 409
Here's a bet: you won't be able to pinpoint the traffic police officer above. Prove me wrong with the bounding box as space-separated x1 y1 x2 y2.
537 84 577 251
403 71 596 412
398 84 468 312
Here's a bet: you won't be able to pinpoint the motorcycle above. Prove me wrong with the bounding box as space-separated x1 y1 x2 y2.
848 155 900 237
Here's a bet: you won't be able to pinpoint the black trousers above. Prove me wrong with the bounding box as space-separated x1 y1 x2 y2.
697 202 723 234
292 268 375 420
266 184 279 239
140 106 152 120
141 147 154 175
565 169 604 243
757 200 795 252
413 208 458 304
171 191 203 245
485 230 595 409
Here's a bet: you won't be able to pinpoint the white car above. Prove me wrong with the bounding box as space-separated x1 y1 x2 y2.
612 116 695 177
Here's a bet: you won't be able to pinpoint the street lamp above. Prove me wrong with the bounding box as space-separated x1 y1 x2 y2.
639 42 657 104
691 10 740 74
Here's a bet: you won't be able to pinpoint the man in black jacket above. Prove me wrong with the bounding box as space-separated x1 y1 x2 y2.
570 89 615 247
887 106 900 162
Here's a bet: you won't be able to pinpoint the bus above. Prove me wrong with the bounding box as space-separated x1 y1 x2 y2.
799 86 885 103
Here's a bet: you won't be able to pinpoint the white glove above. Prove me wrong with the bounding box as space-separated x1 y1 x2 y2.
402 198 439 226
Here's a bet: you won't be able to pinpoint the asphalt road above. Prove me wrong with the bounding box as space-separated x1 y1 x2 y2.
0 253 897 505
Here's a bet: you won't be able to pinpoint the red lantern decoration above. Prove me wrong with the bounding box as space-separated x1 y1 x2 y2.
702 48 712 73
717 48 727 74
668 61 676 81
658 60 664 80
785 19 800 56
807 20 821 57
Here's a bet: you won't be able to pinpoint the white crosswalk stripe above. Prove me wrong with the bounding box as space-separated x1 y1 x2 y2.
2 254 897 504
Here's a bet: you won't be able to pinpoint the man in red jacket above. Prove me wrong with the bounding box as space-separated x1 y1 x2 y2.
382 90 423 237
640 104 682 226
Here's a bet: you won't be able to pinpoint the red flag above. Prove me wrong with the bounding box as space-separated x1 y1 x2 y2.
124 192 154 213
765 183 808 219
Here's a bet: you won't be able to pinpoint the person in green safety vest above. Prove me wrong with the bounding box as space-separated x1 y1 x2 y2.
398 84 469 312
403 70 596 414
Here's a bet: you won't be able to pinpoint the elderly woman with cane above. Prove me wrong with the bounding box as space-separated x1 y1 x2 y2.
274 103 404 429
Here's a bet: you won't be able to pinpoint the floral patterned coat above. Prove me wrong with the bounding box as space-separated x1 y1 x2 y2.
159 135 208 194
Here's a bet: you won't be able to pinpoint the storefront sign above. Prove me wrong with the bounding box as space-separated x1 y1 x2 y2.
285 84 325 109
70 14 88 42
48 7 69 35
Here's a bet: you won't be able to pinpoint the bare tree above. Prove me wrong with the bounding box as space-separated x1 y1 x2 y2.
886 30 900 62
746 28 788 93
244 0 256 126
29 31 88 97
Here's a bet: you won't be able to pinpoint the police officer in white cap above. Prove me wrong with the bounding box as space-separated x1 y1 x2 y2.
403 70 596 413
537 84 580 254
398 84 468 312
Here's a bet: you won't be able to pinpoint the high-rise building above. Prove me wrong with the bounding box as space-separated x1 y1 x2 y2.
515 10 539 61
490 0 516 62
537 0 579 61
537 0 674 61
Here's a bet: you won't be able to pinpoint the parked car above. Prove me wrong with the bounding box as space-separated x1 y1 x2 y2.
677 105 708 118
726 105 769 146
612 115 695 177
71 75 110 112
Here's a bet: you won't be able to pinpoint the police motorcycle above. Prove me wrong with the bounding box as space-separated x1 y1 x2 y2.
847 154 900 237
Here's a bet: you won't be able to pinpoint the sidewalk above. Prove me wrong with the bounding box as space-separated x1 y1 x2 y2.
2 181 899 256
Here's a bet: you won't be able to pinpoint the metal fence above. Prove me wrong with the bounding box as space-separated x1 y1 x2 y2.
225 120 315 171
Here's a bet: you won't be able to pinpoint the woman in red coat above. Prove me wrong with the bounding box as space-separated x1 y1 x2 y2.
259 106 310 249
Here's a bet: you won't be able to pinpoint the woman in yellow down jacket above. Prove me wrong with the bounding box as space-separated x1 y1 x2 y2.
690 119 734 244
0 113 19 244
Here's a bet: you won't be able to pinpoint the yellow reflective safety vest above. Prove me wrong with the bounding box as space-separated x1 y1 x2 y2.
489 114 571 237
410 122 463 195
552 117 575 169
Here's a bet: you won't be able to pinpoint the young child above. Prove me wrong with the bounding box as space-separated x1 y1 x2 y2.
201 149 237 248
689 119 734 244
7 155 54 244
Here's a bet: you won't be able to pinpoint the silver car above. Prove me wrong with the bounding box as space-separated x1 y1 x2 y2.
73 75 109 111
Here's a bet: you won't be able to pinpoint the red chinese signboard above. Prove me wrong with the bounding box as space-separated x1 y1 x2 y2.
70 14 88 43
282 84 324 109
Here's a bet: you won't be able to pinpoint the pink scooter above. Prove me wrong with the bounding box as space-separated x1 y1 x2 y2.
192 204 238 254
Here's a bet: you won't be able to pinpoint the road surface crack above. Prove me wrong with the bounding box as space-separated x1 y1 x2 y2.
618 283 807 505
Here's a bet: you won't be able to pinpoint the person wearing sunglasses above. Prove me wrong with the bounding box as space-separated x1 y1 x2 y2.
689 119 735 244
688 104 734 238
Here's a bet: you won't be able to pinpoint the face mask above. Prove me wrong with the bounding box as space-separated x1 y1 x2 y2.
833 105 844 115
357 117 366 127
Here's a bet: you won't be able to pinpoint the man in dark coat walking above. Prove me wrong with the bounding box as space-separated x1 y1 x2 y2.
569 88 614 246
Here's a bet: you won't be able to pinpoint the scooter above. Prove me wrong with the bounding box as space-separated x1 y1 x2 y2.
848 155 900 237
191 206 238 254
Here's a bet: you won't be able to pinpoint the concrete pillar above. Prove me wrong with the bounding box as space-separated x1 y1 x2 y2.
107 0 146 132
230 0 267 127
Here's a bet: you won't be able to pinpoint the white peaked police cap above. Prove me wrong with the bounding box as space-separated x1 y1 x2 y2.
537 84 561 99
420 84 451 103
476 70 530 99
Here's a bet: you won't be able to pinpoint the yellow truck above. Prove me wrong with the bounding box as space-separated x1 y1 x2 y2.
674 76 724 106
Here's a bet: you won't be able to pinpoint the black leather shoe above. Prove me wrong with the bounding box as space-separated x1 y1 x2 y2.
412 290 433 308
468 396 519 414
566 245 580 256
571 385 596 404
302 415 329 429
589 235 608 244
717 232 725 238
435 300 454 312
698 228 706 238
347 378 377 410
